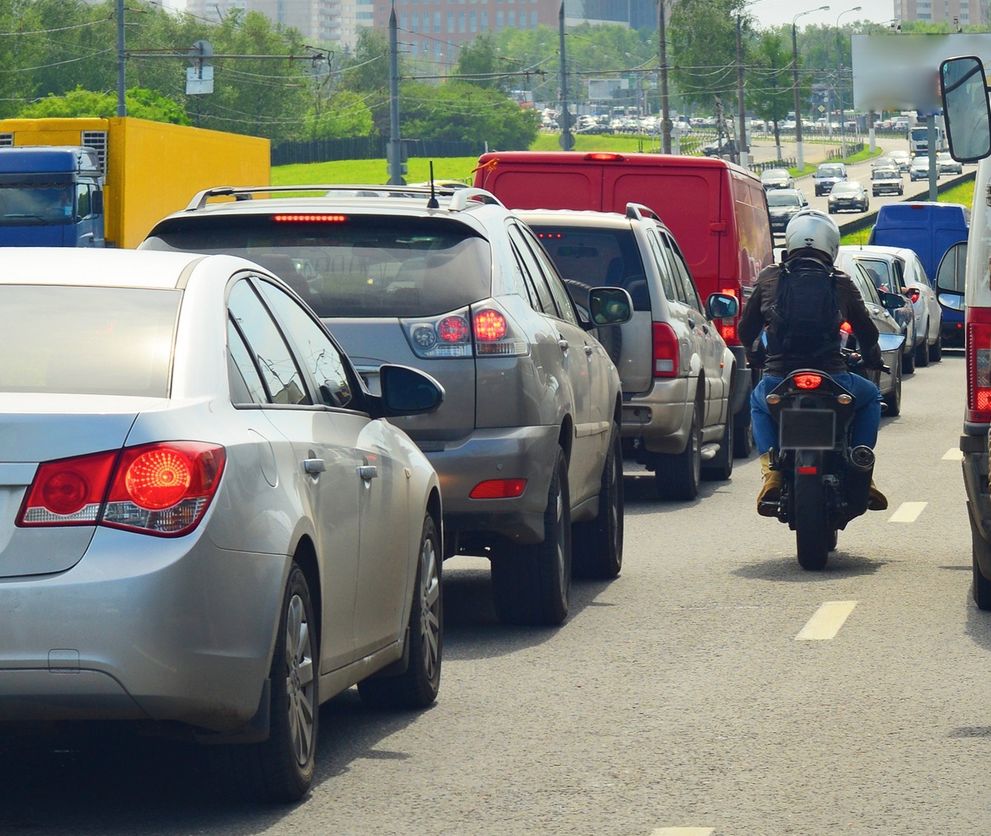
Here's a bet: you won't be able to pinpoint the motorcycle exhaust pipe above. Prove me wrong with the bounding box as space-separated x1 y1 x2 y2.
845 445 875 515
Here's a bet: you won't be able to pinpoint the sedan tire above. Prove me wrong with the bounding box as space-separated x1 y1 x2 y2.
915 319 931 367
902 322 916 374
574 424 624 580
883 361 902 417
929 332 943 363
221 563 318 803
358 514 443 709
492 447 572 626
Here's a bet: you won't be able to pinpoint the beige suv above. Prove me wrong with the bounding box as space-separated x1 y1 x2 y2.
519 205 738 500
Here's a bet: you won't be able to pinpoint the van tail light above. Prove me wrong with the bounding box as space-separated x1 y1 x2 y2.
967 308 991 424
652 322 680 378
17 442 226 537
402 302 528 358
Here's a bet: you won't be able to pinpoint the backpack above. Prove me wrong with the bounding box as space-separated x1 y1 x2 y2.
766 258 841 360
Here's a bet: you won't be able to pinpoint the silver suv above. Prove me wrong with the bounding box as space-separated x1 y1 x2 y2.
518 205 738 500
141 185 631 626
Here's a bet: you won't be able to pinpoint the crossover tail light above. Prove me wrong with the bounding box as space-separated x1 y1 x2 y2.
469 479 527 499
402 302 527 358
652 322 680 378
17 442 225 537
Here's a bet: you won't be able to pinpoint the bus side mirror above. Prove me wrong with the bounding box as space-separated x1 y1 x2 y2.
940 56 991 163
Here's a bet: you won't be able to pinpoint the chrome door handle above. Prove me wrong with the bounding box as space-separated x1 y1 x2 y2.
357 465 378 481
584 345 593 356
303 458 325 475
558 338 569 351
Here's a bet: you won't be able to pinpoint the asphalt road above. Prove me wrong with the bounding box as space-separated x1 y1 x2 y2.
0 351 983 836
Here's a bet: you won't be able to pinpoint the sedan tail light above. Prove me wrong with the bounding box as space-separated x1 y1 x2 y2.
17 442 226 537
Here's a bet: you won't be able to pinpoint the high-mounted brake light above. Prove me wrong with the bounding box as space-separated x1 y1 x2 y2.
584 153 624 162
793 373 823 390
273 214 347 223
536 232 565 239
18 442 226 537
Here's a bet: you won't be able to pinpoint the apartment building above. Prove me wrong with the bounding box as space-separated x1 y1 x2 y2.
894 0 987 25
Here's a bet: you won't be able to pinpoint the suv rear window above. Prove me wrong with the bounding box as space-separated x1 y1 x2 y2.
0 286 178 397
527 224 650 310
143 214 492 318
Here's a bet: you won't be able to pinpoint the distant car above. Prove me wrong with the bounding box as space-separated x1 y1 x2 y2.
936 151 964 175
889 150 911 172
871 156 897 170
871 167 904 196
760 167 794 190
766 188 808 234
0 247 446 803
835 248 919 373
518 205 739 499
909 156 934 181
814 162 847 196
702 138 738 157
827 180 869 213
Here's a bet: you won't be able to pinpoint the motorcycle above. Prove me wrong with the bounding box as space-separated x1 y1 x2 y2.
759 347 898 570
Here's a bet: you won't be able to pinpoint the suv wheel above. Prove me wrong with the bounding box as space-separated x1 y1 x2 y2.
574 423 623 579
915 319 931 367
654 404 701 500
929 331 942 362
702 411 734 482
491 447 572 625
732 405 753 458
973 529 991 611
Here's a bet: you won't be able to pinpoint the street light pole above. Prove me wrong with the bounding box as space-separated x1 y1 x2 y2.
792 5 830 172
835 6 861 155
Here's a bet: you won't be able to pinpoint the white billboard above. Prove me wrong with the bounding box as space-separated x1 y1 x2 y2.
587 78 629 101
853 34 991 112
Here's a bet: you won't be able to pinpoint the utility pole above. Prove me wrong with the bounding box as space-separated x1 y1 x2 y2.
116 0 126 116
387 6 404 185
736 12 748 167
658 0 671 153
559 3 574 151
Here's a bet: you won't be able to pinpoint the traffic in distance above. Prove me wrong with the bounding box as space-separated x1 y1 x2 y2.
0 106 982 830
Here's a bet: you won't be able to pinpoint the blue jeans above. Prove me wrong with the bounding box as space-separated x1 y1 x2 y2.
751 372 883 455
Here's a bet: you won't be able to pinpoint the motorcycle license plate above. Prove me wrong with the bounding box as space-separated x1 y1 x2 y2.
779 408 835 450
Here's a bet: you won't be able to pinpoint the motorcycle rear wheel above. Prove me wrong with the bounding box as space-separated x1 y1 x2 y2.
795 475 830 571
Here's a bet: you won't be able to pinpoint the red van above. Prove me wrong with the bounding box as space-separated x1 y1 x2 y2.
474 151 773 456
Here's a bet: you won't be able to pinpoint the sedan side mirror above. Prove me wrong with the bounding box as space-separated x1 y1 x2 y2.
378 364 444 417
879 290 906 311
706 292 739 320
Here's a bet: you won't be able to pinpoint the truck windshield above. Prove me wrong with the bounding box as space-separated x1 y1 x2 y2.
0 184 73 225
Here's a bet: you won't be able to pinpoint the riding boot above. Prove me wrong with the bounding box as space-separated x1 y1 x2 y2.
868 479 888 511
757 452 782 516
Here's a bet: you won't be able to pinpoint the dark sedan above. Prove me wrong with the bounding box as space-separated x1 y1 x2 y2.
766 188 807 234
827 180 869 214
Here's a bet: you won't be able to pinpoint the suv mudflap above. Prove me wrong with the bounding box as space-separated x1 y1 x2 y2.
961 431 991 574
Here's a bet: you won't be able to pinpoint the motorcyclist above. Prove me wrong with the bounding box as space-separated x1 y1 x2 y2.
739 209 889 514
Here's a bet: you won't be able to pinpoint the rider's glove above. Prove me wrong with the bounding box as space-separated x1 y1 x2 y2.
863 343 883 369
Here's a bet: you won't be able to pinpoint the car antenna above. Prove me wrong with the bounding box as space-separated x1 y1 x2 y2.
427 161 439 209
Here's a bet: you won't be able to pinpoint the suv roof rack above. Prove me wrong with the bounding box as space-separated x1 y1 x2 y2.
625 202 661 223
184 184 504 212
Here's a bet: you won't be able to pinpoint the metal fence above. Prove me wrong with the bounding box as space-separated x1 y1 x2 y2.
271 136 486 166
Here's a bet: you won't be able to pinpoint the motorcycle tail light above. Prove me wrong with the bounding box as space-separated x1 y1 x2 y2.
793 373 823 390
839 321 853 334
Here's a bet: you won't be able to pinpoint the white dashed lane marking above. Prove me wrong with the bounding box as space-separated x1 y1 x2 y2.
889 501 928 523
796 601 858 641
942 448 964 461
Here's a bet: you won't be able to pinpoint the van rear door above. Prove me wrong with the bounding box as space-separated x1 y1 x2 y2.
482 163 604 211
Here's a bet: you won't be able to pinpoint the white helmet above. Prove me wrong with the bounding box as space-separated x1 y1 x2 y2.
784 208 840 262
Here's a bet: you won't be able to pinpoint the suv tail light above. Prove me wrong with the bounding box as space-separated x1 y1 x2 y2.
17 442 226 537
402 302 528 358
967 308 991 424
652 322 680 378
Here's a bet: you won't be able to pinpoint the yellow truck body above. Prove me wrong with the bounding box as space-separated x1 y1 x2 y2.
0 117 269 248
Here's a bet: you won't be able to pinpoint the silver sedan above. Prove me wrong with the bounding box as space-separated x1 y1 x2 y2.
0 248 444 802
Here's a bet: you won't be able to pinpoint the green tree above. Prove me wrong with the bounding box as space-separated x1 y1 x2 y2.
18 86 190 123
339 28 392 134
402 81 539 149
746 31 804 160
302 90 375 139
453 34 505 91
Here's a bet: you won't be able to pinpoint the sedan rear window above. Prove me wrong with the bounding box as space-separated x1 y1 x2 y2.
143 214 492 318
767 192 801 207
0 286 178 397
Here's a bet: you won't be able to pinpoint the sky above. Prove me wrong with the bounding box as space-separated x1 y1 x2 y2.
749 0 897 30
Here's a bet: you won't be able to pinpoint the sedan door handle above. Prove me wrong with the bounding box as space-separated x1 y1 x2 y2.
303 458 325 475
558 338 570 351
357 465 378 481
